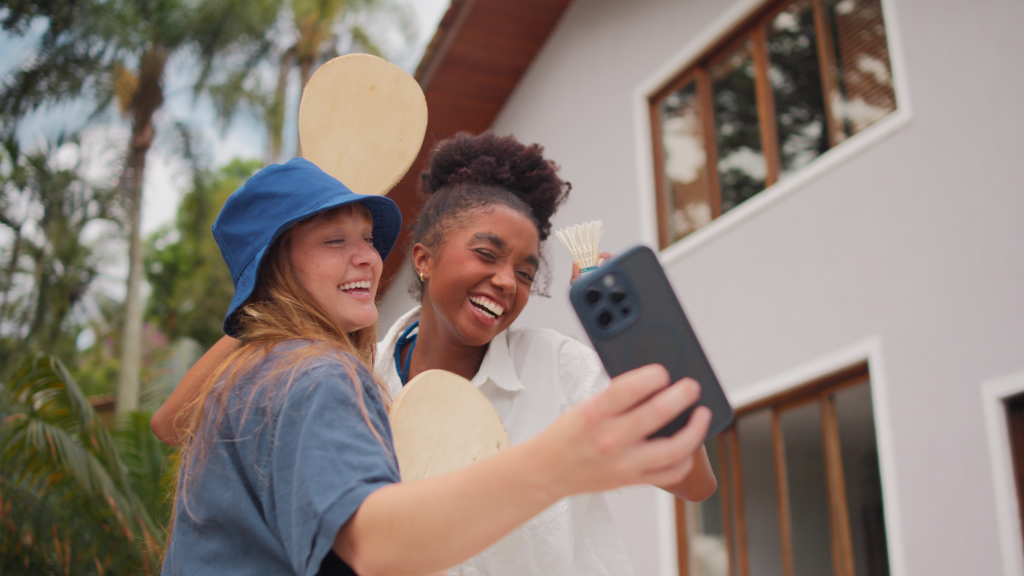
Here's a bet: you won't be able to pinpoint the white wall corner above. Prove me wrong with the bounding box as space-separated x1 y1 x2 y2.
982 369 1024 576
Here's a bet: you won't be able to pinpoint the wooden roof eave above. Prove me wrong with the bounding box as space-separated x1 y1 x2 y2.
379 0 575 290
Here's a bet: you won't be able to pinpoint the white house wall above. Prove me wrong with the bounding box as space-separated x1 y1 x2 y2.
483 0 1024 574
377 0 1024 573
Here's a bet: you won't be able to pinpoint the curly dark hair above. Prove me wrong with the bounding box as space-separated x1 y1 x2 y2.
410 132 571 299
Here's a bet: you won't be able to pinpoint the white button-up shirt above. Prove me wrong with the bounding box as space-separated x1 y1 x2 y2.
376 306 634 576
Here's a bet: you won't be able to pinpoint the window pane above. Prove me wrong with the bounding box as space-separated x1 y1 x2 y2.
688 437 730 576
711 39 766 214
725 431 743 575
659 81 714 242
767 0 830 175
834 382 890 576
737 409 784 576
1007 394 1024 562
826 0 897 137
780 401 834 576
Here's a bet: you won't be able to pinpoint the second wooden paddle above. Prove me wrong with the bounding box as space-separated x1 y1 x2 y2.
388 369 511 482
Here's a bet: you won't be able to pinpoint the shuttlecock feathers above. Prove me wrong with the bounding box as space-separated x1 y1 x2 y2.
555 220 604 271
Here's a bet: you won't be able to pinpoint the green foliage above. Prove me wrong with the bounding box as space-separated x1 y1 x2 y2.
73 316 181 400
0 354 174 576
145 158 261 347
0 137 120 371
112 410 178 529
0 0 287 412
0 0 284 133
70 293 126 398
0 1 421 570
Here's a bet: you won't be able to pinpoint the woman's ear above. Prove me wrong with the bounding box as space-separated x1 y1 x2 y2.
411 243 431 281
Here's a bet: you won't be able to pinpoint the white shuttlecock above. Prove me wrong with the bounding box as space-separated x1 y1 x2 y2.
555 220 604 273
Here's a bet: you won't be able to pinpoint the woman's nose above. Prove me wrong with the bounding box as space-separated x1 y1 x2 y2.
492 264 516 293
351 242 379 267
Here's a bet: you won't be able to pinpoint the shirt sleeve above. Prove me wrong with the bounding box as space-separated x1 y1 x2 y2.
268 358 399 576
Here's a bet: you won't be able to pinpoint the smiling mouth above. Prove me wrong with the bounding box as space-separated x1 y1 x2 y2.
340 280 372 292
469 295 505 319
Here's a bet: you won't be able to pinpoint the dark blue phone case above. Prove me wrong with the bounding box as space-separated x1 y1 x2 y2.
569 245 734 439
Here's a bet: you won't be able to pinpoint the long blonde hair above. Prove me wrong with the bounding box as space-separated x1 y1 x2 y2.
173 204 389 518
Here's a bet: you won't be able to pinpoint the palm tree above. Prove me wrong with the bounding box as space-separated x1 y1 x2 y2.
266 0 415 163
0 136 119 371
0 0 283 414
0 354 174 575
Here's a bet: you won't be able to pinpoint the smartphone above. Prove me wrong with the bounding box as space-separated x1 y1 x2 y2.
569 245 733 439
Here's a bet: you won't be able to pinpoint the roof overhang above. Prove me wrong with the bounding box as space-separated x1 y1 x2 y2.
380 0 575 288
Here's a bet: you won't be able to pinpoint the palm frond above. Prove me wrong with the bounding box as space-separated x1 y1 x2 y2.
113 410 176 524
0 354 166 575
0 23 120 129
189 0 284 92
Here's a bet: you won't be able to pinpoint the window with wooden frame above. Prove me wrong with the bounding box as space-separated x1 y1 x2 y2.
650 0 897 248
676 364 890 576
1006 393 1024 550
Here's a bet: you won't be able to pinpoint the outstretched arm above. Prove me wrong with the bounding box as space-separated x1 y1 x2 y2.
335 366 712 576
150 335 240 445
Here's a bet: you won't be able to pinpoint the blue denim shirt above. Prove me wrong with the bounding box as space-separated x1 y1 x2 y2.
162 346 399 576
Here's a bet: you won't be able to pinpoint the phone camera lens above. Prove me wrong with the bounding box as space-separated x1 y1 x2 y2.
597 311 613 327
586 289 602 304
611 288 627 303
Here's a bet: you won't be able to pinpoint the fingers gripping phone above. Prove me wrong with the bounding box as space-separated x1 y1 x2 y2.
569 245 734 439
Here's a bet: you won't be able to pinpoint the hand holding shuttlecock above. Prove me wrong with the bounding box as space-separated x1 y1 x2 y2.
556 220 606 276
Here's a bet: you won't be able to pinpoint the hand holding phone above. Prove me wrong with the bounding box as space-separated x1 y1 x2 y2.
569 245 734 439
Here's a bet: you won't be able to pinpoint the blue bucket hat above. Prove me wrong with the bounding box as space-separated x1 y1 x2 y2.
212 157 402 337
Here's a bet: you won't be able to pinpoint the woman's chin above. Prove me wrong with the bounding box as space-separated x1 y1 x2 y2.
338 311 378 334
457 307 507 345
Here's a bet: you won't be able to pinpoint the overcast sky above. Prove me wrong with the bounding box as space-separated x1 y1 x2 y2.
0 0 450 234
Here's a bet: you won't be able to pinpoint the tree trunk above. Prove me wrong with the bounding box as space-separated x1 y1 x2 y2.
115 48 168 415
295 56 314 159
266 48 294 165
116 147 145 413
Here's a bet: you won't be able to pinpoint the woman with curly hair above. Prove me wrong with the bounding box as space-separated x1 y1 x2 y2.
153 133 716 576
376 132 716 576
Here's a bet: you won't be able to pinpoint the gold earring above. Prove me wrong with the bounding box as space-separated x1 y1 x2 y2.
419 271 425 282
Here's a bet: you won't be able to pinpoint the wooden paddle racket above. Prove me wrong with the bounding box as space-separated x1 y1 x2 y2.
298 57 509 482
298 53 427 196
389 370 511 482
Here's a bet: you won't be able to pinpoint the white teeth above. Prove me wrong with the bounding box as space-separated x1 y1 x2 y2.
469 295 505 318
340 280 372 291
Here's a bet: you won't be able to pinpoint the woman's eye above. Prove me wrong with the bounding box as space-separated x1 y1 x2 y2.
476 249 497 260
364 236 374 244
518 271 535 282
